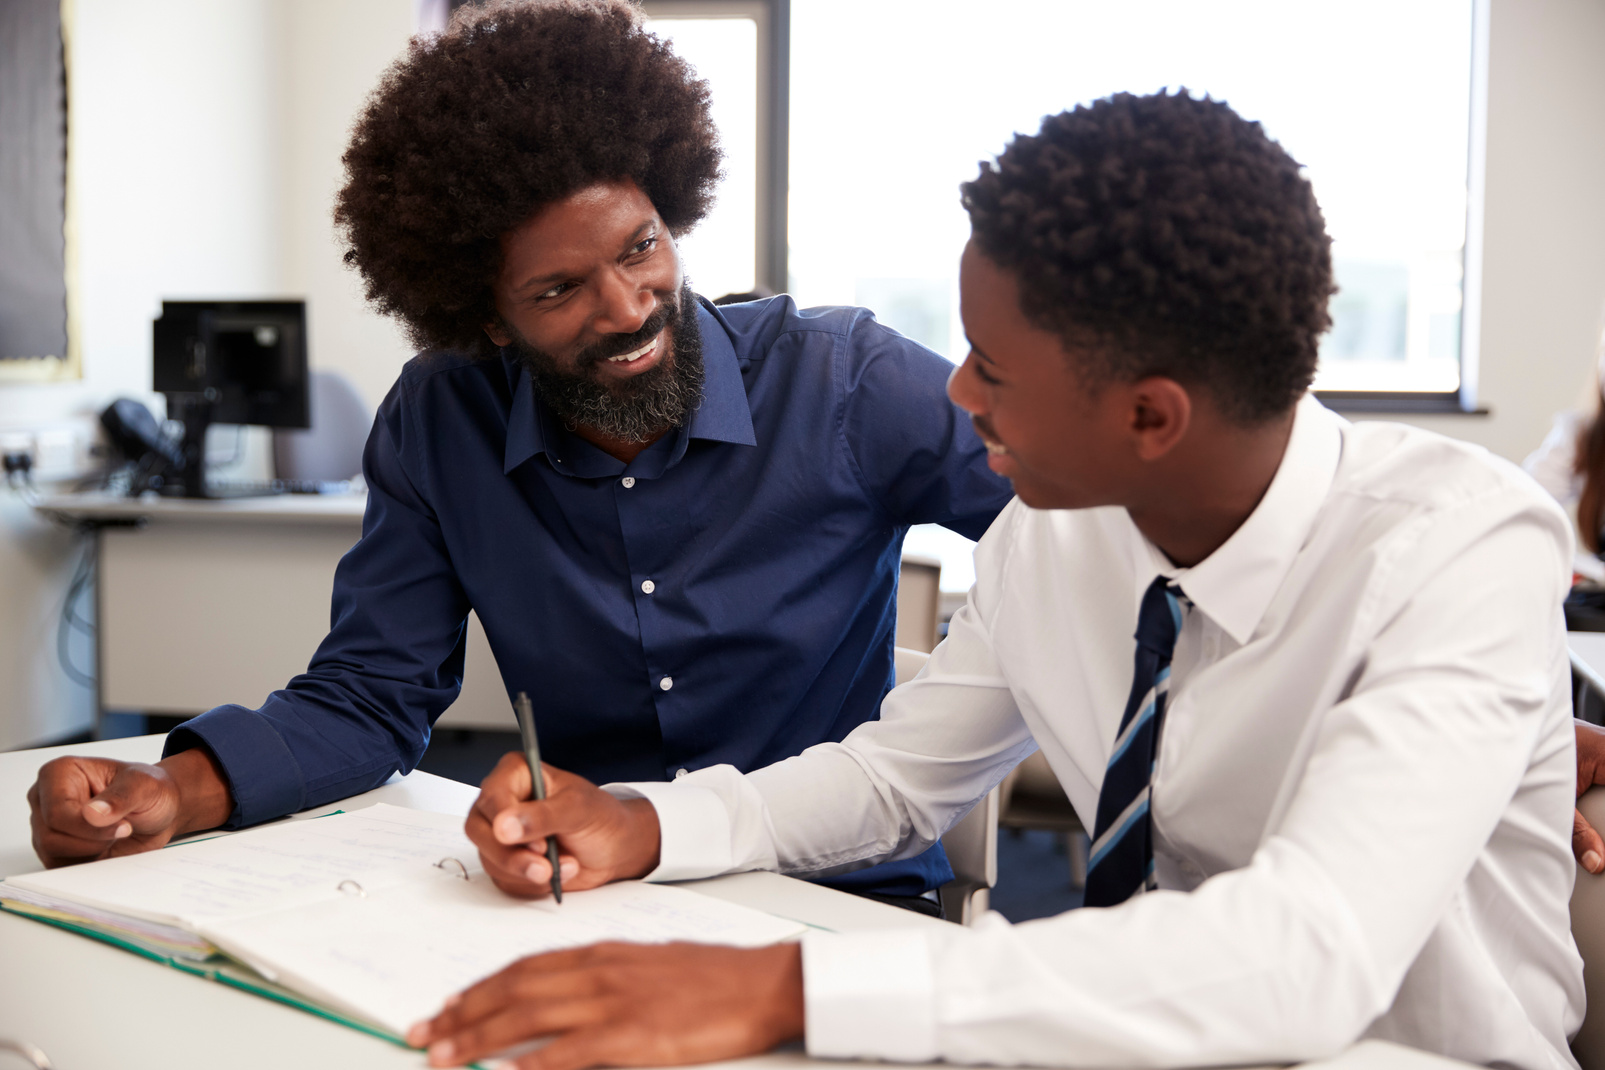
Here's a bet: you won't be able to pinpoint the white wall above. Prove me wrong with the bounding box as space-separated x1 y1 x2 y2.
277 0 416 413
0 0 413 749
1372 0 1605 462
0 0 294 750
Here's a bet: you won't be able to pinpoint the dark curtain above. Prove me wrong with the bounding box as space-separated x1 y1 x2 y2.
0 0 68 361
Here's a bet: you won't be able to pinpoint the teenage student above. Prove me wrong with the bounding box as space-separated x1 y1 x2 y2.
414 91 1584 1070
23 0 1011 911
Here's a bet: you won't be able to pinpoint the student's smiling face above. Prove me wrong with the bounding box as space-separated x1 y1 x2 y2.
948 240 1157 511
486 179 685 384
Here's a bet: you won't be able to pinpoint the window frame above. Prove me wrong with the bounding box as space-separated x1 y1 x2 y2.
1315 0 1488 416
641 0 790 295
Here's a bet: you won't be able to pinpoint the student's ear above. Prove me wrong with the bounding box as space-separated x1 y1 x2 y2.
485 321 513 348
1128 377 1192 462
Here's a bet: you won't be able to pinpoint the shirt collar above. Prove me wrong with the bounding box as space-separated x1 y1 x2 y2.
502 299 756 476
1132 393 1344 645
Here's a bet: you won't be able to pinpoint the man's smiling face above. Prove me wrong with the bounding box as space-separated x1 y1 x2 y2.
486 180 704 443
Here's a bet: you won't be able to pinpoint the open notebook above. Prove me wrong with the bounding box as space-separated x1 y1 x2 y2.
0 803 807 1042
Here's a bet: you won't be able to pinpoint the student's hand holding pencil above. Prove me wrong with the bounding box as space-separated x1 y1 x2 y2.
466 753 662 899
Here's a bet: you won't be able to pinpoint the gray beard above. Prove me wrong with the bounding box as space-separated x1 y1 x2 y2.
511 282 706 444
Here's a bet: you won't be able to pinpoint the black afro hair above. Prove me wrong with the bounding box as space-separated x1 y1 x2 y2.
334 0 722 357
961 90 1335 424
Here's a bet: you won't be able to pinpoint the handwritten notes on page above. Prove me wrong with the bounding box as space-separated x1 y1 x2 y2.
5 804 476 926
4 803 807 1036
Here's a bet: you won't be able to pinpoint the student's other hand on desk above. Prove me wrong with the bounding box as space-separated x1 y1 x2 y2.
467 752 663 898
27 747 233 867
408 940 804 1070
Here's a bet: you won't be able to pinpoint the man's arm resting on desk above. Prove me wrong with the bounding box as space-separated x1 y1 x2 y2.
27 746 233 867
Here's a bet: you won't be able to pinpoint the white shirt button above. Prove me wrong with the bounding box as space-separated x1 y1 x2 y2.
659 676 674 691
675 767 688 779
641 579 655 594
621 476 636 488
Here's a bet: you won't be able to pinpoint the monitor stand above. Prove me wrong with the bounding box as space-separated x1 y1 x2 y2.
156 394 283 500
167 394 213 499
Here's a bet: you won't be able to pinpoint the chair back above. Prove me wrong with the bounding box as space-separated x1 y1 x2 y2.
273 369 372 482
1574 787 1605 1069
895 646 1000 924
896 555 942 653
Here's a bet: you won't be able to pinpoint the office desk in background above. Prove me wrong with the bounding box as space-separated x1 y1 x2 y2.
0 734 1473 1070
35 492 947 736
35 491 521 732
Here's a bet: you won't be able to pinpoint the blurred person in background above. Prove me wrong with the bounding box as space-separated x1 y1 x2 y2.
1524 318 1605 629
1523 313 1605 879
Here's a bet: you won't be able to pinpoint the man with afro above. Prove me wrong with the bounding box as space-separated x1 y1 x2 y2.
24 0 1011 911
405 92 1584 1070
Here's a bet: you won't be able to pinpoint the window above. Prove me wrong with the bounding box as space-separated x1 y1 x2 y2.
782 0 1479 587
641 0 789 300
787 0 1479 411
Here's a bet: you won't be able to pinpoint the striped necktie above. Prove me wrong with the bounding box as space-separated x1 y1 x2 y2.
1083 575 1185 908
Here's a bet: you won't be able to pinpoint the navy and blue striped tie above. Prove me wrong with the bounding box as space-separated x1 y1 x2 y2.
1083 575 1184 908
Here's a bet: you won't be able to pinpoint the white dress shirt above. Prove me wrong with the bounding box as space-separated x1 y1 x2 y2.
611 397 1585 1070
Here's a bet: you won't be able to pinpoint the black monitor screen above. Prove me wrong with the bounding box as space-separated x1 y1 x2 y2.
153 301 309 429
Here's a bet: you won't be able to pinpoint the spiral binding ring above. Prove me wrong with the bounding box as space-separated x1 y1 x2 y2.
433 857 470 881
336 879 367 898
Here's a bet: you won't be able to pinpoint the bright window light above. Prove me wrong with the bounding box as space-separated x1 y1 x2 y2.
644 15 761 299
785 0 1474 588
789 0 1474 395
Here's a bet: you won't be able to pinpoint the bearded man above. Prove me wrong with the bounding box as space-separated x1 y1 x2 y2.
25 0 1011 912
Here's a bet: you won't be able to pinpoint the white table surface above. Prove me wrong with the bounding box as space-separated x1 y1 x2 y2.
0 736 936 1070
0 736 1470 1070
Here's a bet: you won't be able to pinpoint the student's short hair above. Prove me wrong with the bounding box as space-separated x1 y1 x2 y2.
334 0 722 357
961 91 1335 425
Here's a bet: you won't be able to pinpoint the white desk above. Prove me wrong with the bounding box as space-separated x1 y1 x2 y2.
0 737 1478 1070
0 735 940 1070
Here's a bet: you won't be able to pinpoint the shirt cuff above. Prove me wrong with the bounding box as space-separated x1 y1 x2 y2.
601 780 734 882
801 928 937 1062
163 706 304 829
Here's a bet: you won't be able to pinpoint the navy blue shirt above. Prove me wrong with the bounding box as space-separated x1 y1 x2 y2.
167 296 1013 896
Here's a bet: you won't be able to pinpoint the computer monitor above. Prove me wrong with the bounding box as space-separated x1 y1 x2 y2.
152 300 309 498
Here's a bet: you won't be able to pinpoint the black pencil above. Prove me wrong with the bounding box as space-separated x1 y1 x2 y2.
513 691 562 903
